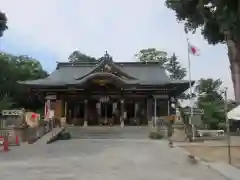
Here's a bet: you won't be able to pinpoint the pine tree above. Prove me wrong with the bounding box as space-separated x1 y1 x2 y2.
166 54 186 80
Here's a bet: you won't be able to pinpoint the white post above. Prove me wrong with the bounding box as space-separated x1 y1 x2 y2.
154 97 157 128
224 87 231 164
187 37 195 141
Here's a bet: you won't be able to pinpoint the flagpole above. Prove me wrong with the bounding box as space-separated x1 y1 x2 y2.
186 37 195 141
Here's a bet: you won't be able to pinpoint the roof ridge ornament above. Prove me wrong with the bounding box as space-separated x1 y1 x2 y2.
102 50 113 61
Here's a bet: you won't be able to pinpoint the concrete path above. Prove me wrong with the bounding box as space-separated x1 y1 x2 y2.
0 139 230 180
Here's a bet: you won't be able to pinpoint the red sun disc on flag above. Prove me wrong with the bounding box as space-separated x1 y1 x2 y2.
191 47 196 54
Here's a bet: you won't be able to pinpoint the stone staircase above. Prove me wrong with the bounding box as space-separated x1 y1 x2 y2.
66 126 149 139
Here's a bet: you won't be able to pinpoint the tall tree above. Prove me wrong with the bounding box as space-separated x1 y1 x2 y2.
194 78 224 129
166 53 187 80
0 52 48 110
135 48 168 65
0 10 7 38
68 50 98 63
165 0 240 101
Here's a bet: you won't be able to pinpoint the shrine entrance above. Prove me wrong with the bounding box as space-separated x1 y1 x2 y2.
99 96 113 125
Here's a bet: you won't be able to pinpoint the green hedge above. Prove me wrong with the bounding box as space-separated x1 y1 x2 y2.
149 131 164 139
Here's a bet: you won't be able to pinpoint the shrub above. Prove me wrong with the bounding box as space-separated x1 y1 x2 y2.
149 131 163 139
58 131 71 140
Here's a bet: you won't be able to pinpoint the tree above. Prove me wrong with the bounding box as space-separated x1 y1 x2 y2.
194 78 224 129
165 0 240 101
166 53 187 80
0 10 7 38
68 50 98 63
135 48 168 65
0 52 48 111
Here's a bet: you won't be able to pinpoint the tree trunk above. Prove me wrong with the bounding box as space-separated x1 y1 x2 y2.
227 39 240 102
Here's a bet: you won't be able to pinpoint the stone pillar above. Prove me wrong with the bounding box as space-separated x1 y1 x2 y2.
120 99 124 128
84 100 88 127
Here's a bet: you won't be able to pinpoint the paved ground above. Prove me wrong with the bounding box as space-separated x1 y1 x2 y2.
0 138 229 180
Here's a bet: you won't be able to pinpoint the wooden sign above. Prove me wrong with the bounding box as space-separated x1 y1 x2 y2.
183 108 204 115
2 110 24 116
45 95 56 100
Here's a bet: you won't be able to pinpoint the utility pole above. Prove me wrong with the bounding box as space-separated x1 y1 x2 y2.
224 87 231 164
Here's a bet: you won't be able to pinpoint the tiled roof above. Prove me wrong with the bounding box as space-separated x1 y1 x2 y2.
18 57 193 93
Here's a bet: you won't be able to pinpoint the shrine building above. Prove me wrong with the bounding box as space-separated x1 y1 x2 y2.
19 52 193 126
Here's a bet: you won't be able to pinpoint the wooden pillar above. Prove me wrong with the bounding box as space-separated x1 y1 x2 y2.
120 99 124 127
64 101 67 117
134 102 139 125
84 100 88 127
168 98 170 115
112 102 117 125
96 102 101 125
134 101 137 118
54 100 62 119
147 98 153 127
54 99 63 127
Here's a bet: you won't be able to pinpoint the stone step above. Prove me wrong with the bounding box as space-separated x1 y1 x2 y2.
66 126 149 139
171 129 187 142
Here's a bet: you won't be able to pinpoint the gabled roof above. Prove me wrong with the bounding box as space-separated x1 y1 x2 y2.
19 52 193 94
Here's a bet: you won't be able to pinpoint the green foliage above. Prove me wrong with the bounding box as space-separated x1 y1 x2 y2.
0 95 13 111
0 52 48 111
68 50 98 63
135 48 168 65
195 78 222 96
165 53 187 80
194 78 225 129
0 10 7 38
149 131 164 139
165 0 236 44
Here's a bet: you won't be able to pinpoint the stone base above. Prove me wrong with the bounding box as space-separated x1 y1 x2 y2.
120 121 124 128
83 121 88 127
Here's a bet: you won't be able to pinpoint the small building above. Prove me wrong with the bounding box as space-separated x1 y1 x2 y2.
19 52 193 126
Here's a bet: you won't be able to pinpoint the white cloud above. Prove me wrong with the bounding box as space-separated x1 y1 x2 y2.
0 0 234 99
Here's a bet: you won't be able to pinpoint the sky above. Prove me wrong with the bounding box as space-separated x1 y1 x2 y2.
0 0 234 100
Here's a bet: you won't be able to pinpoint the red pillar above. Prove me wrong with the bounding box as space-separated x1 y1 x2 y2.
15 135 20 146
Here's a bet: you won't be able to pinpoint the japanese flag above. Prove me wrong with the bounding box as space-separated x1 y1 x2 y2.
188 42 200 56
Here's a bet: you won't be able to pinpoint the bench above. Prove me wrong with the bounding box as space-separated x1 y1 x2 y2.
197 130 224 137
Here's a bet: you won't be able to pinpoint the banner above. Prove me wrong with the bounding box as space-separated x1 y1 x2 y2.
25 112 40 128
